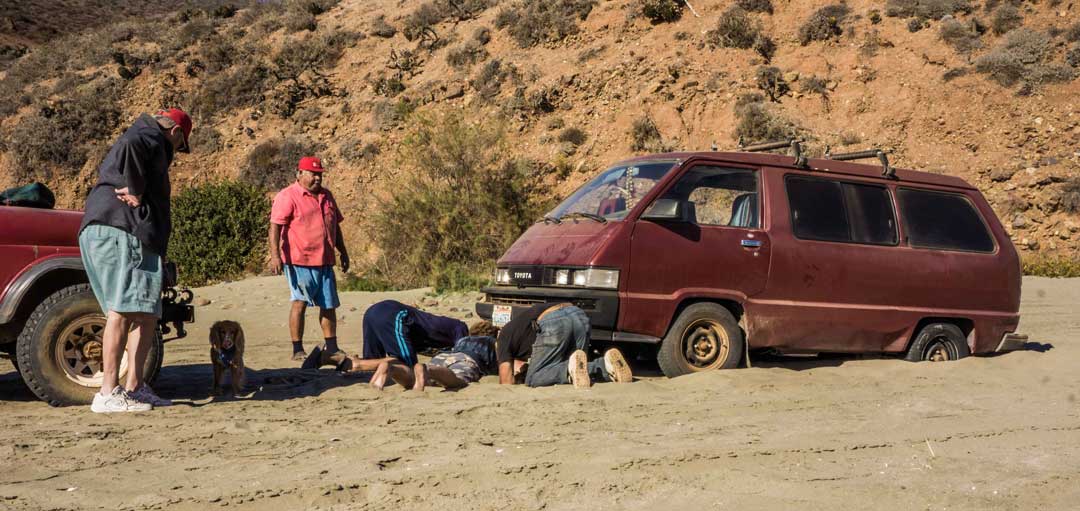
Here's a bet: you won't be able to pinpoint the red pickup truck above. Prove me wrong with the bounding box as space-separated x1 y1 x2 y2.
0 205 193 406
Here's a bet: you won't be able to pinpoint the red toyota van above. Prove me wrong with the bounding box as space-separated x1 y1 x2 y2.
476 146 1027 377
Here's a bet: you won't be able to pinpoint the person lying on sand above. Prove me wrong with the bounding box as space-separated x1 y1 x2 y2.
497 303 633 389
362 330 499 391
306 299 467 372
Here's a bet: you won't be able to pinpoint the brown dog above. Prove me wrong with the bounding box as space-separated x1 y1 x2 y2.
209 320 246 395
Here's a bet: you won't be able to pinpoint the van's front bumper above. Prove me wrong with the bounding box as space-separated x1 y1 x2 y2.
477 286 620 341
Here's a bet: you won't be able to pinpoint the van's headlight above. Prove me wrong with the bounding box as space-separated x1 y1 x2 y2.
494 268 511 285
571 269 619 289
555 269 571 285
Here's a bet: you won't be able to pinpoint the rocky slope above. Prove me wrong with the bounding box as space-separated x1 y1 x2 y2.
0 0 1077 261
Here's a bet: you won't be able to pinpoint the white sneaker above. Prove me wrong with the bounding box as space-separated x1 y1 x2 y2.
90 387 153 413
603 349 633 383
128 384 173 407
567 350 592 389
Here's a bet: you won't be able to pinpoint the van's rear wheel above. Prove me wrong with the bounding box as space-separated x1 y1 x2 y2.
657 303 744 377
905 323 970 362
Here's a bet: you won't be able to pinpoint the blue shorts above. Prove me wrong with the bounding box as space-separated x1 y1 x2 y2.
284 264 339 309
78 224 163 317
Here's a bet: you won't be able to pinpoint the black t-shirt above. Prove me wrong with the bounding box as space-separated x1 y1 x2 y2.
496 302 563 364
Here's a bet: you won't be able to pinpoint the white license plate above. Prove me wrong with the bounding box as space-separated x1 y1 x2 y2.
492 305 513 327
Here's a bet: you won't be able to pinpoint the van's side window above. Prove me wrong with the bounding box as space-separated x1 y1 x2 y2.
664 166 759 228
786 176 898 245
897 188 995 252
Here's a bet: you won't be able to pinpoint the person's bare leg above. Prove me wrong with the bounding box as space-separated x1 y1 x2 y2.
290 301 306 344
387 362 416 389
370 360 391 390
319 308 336 339
412 363 426 391
123 314 156 391
350 356 395 372
425 365 467 389
100 311 132 395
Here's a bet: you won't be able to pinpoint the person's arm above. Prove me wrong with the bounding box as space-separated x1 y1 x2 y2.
334 223 350 273
499 361 515 385
268 223 283 275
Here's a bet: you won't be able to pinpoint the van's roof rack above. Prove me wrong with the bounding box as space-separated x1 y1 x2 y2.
736 138 808 168
824 146 895 179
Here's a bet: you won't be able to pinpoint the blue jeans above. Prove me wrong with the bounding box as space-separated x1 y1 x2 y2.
524 306 608 387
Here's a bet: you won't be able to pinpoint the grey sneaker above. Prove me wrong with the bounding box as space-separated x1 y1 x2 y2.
567 350 592 389
90 387 153 413
603 349 633 383
129 384 173 407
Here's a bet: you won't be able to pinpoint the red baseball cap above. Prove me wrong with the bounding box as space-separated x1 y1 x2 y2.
157 108 192 153
298 156 325 173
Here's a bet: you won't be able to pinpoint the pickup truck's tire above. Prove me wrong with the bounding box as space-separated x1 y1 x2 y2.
657 303 744 377
15 284 163 406
904 323 970 362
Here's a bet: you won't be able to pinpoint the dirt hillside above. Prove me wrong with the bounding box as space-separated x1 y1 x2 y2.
0 0 1078 262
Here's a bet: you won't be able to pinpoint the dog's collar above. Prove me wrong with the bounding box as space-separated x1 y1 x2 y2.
218 345 238 367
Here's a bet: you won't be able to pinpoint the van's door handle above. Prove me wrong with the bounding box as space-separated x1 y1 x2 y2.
740 239 763 248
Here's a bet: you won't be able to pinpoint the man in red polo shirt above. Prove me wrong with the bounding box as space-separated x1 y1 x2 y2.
268 156 350 363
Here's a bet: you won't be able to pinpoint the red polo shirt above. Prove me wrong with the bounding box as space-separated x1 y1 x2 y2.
270 182 344 267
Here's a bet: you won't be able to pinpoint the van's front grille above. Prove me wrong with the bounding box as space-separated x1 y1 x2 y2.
487 295 598 311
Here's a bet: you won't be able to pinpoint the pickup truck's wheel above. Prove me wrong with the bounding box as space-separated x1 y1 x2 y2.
16 284 163 406
905 323 970 362
657 303 744 377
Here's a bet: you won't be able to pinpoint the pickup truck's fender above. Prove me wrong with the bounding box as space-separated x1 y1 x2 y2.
0 257 84 324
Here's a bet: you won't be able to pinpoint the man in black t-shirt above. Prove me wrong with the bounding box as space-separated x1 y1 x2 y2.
496 303 633 388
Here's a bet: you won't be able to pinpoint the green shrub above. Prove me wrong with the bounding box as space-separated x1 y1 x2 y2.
403 2 444 41
1068 43 1080 68
370 16 398 38
630 115 670 152
706 6 760 49
733 94 799 143
495 0 597 47
798 4 850 45
755 66 789 101
189 62 273 119
940 19 982 54
370 111 548 290
471 59 519 98
1022 255 1080 278
447 40 489 70
170 181 271 287
1065 22 1080 43
885 0 972 20
339 137 380 163
641 0 684 23
737 0 774 14
1 78 123 174
974 29 1076 89
239 137 328 191
991 4 1023 36
1060 177 1080 213
799 75 829 95
558 127 588 145
338 271 400 292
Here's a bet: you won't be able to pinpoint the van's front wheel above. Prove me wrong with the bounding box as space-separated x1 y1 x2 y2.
657 303 744 377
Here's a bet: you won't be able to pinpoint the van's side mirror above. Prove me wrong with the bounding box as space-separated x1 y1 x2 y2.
641 198 687 222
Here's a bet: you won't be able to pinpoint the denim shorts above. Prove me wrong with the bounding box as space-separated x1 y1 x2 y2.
78 224 163 317
285 264 340 309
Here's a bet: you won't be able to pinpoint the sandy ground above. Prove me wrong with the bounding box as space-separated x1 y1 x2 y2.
1 276 1078 511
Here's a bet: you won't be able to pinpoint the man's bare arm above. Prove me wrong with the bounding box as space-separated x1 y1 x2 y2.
335 224 350 272
268 223 283 274
499 361 515 385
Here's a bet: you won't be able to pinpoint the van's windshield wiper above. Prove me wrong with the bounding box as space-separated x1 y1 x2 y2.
561 212 607 223
541 215 562 224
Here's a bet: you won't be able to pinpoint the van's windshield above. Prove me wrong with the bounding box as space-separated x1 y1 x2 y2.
548 162 677 221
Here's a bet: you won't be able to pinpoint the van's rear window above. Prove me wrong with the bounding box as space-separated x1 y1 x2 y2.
897 189 995 253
